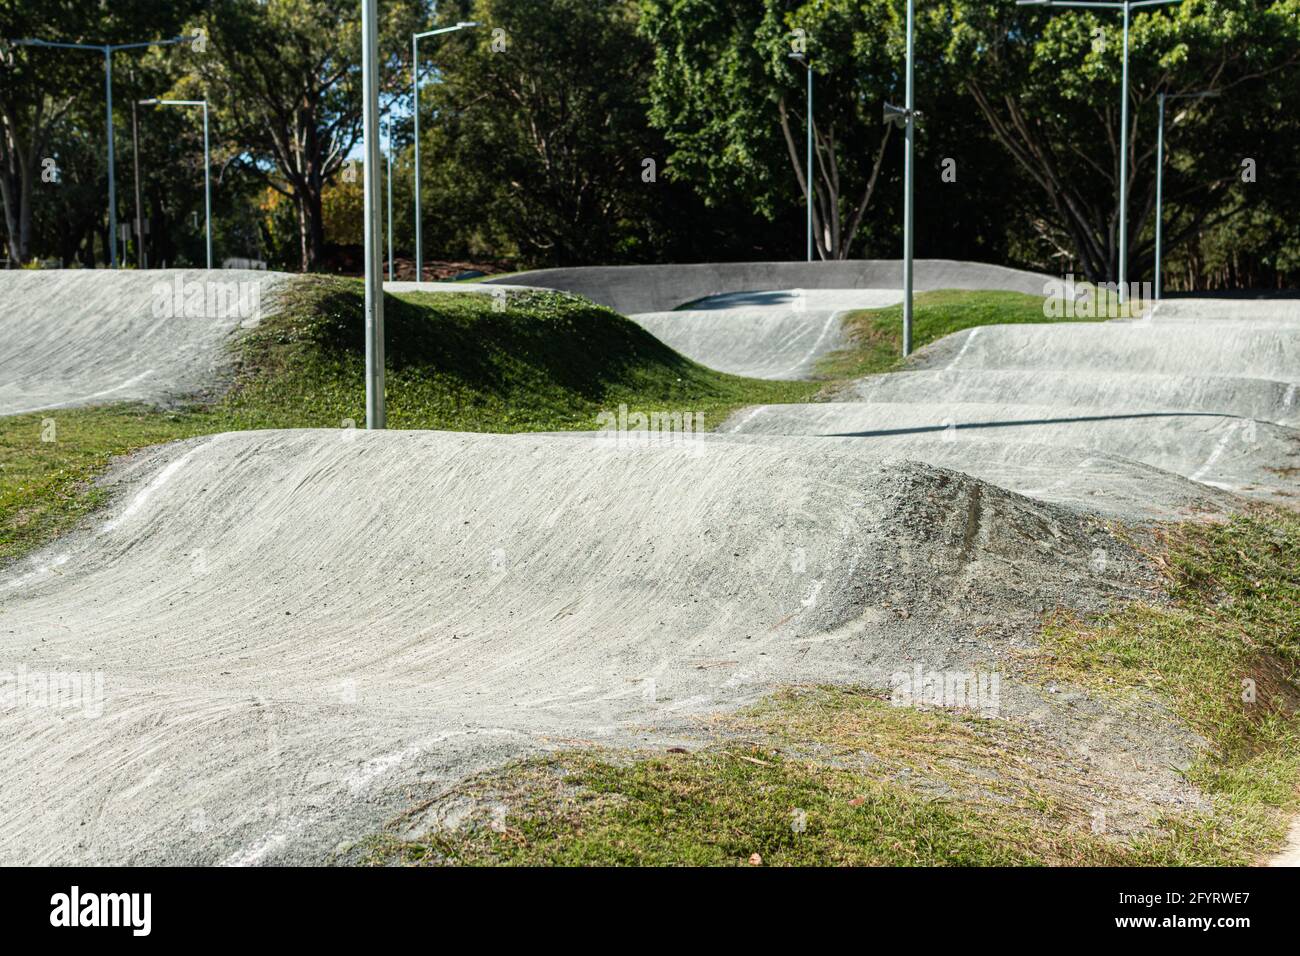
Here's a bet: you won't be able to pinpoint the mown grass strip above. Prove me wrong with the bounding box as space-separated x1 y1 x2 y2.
815 289 1096 380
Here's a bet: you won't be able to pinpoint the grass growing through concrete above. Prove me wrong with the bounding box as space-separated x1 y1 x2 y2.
362 508 1300 867
815 289 1096 380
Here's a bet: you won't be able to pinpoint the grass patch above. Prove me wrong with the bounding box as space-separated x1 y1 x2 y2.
0 406 220 564
363 687 1106 867
223 277 817 432
1028 506 1300 862
363 510 1300 866
815 289 1097 380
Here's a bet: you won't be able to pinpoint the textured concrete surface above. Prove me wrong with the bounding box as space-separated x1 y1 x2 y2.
727 311 1300 509
0 270 289 416
844 370 1300 428
915 322 1299 380
484 259 1052 314
0 428 1139 864
1144 298 1300 324
630 289 903 379
3 266 1296 865
723 401 1298 501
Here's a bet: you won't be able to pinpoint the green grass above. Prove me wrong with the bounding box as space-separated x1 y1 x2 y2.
1029 507 1300 862
362 687 1097 867
223 278 818 432
363 509 1300 867
0 406 221 564
815 289 1100 380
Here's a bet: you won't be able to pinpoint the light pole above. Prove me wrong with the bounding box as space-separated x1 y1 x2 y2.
130 87 146 268
1016 0 1185 304
140 98 212 269
412 21 478 283
788 52 814 262
385 114 394 282
362 0 385 428
11 35 191 268
883 0 917 356
1154 89 1217 300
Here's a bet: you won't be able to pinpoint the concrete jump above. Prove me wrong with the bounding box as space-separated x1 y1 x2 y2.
918 322 1300 380
486 259 1052 314
0 427 1133 864
630 289 903 379
723 401 1298 502
1143 298 1300 324
846 370 1299 428
726 308 1300 511
0 270 288 417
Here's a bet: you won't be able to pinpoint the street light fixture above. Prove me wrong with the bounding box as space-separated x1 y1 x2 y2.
1016 0 1186 304
139 98 212 269
1154 89 1217 300
788 52 814 263
411 21 479 283
10 35 192 268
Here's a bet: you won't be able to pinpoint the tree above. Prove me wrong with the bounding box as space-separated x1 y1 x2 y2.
949 0 1300 282
641 0 913 260
1 1 207 266
187 0 424 271
418 0 673 266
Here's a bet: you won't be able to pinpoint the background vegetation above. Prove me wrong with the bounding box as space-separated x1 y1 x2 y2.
2 0 1297 288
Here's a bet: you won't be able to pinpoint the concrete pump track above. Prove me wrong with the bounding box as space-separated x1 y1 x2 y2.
0 263 1296 864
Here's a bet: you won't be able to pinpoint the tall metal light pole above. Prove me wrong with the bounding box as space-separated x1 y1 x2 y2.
362 0 385 428
412 21 478 283
11 35 190 268
1154 89 1217 300
385 115 394 282
130 89 146 268
788 52 815 261
140 98 212 269
883 0 917 356
903 0 915 356
1016 0 1184 304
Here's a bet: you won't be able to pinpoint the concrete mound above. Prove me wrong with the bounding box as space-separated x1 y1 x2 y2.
917 322 1300 381
487 259 1051 314
0 428 1134 864
709 432 1236 522
0 269 290 416
631 289 902 379
723 401 1299 501
1143 299 1300 324
844 369 1300 428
